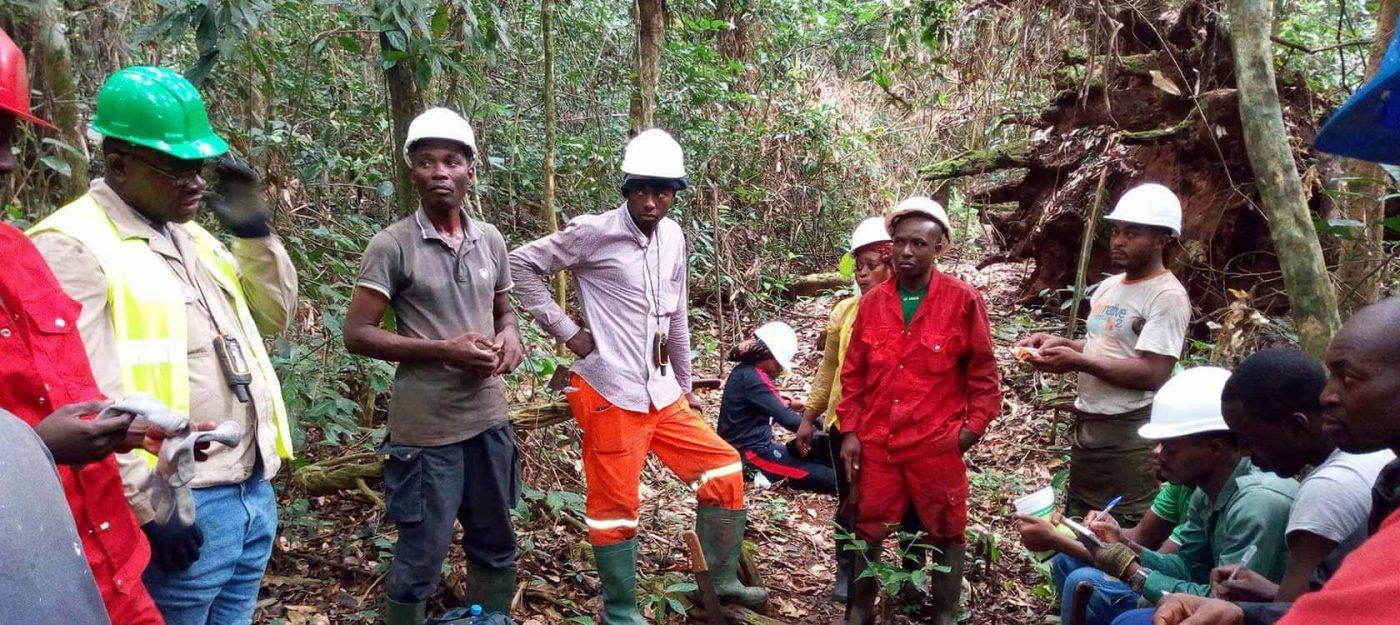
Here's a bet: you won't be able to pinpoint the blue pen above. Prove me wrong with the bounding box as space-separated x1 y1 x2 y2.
1099 496 1123 519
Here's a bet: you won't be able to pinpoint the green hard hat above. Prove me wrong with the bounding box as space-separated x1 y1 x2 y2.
90 66 228 161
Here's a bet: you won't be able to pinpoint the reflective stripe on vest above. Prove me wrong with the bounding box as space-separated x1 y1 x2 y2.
28 194 295 462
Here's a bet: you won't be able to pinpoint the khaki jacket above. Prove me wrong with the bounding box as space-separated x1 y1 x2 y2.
32 179 298 523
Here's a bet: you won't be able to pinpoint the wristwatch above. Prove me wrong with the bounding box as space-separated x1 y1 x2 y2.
1128 567 1151 593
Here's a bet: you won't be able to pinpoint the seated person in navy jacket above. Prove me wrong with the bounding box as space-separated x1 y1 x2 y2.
718 322 836 494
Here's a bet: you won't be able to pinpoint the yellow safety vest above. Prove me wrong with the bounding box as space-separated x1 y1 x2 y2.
28 194 295 462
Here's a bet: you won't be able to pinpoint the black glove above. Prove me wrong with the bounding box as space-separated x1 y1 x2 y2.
142 520 204 572
205 155 272 238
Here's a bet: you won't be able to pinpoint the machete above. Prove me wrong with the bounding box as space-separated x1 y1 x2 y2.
684 530 726 625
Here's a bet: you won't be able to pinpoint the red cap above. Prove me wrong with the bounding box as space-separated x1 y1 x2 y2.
0 28 55 128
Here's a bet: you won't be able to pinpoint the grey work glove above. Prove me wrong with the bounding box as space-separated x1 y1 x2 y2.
206 155 272 238
105 395 244 527
1094 542 1141 581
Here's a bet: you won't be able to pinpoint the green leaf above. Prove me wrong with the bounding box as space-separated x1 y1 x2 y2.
376 180 395 198
384 28 407 51
666 598 687 617
39 155 71 178
381 48 407 69
664 582 697 593
838 252 855 279
910 568 928 588
337 35 361 54
431 5 450 38
41 137 85 158
1382 216 1400 234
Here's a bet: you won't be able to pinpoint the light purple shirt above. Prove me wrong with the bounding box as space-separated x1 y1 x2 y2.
509 205 692 411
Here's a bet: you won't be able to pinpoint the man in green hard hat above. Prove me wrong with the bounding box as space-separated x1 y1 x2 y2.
29 66 299 624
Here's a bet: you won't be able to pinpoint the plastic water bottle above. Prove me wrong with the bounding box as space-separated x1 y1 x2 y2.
469 605 483 623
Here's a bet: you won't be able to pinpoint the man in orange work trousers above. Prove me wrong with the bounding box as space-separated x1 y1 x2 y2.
837 197 1003 625
510 129 765 623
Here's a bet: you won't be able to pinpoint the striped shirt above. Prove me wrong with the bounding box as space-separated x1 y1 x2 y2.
509 204 692 412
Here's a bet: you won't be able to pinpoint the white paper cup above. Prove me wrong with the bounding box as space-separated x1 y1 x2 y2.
1014 486 1056 518
1014 486 1074 561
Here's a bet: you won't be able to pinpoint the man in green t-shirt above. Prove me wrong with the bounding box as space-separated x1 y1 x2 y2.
1049 368 1298 625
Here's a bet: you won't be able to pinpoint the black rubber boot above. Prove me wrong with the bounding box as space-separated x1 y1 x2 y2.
384 598 426 625
928 544 965 625
465 561 516 616
833 535 853 603
844 545 880 625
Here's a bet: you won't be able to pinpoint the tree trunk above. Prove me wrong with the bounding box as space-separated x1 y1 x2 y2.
715 0 754 93
541 0 566 346
1334 0 1399 315
1227 0 1341 357
26 0 89 201
631 0 664 132
378 8 424 218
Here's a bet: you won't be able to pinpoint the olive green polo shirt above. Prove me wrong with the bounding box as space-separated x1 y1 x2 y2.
356 209 513 447
1138 458 1300 602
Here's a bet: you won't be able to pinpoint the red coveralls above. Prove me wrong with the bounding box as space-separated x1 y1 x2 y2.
0 223 163 624
836 268 1001 545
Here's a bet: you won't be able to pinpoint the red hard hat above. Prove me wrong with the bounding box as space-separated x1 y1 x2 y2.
0 28 54 128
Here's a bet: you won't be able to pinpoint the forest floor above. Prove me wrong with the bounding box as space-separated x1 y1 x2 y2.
253 249 1076 625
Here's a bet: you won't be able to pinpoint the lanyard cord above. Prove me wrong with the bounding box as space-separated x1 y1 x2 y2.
172 234 231 337
642 231 665 326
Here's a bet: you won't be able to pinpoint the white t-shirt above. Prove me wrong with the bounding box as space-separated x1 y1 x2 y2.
1075 271 1190 414
1288 448 1395 579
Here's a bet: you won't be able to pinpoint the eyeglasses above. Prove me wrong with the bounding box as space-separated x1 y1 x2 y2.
122 151 210 184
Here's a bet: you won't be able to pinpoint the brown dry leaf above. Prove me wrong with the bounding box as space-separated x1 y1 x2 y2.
1149 70 1183 96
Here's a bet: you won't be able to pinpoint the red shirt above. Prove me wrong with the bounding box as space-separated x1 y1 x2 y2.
1278 505 1400 624
0 223 152 608
836 269 1001 462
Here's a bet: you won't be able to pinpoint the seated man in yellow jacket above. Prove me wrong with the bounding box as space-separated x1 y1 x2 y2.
29 66 298 624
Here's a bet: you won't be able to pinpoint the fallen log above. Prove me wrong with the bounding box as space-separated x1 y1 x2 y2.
292 401 573 496
682 603 785 625
919 143 1029 181
692 272 852 304
781 272 849 297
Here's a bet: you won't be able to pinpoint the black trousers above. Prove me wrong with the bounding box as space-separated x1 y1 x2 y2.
741 439 839 494
382 423 522 603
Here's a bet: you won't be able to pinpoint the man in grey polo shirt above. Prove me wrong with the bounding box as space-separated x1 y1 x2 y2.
344 108 524 625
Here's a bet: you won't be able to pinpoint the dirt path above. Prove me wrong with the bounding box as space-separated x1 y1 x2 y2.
255 253 1067 624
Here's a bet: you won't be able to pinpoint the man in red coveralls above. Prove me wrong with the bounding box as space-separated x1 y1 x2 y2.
0 27 164 624
837 196 1002 625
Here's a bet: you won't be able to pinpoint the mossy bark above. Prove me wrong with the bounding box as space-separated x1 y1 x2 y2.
919 143 1030 181
1227 0 1340 357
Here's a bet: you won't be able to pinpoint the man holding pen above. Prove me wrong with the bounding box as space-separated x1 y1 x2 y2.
1045 367 1297 625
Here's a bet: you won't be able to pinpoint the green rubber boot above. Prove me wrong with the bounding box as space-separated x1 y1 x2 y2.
465 562 517 616
594 539 646 625
384 598 426 625
695 506 768 608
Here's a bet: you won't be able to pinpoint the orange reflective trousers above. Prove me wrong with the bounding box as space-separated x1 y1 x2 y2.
565 374 745 545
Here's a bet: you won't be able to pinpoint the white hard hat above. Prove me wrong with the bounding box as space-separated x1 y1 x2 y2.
1104 183 1182 236
1138 367 1233 440
754 321 798 372
621 128 686 180
850 217 891 254
404 107 477 165
885 196 952 241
